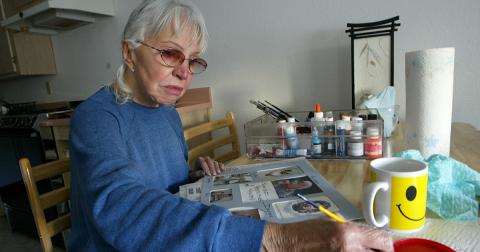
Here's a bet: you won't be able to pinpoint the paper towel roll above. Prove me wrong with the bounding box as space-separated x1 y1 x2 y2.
405 48 455 158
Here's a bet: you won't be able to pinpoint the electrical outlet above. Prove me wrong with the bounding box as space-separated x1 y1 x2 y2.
46 81 53 95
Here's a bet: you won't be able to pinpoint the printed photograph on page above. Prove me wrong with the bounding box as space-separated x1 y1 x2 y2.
271 176 322 199
272 195 339 219
239 182 279 203
210 189 233 203
256 166 304 180
213 173 253 186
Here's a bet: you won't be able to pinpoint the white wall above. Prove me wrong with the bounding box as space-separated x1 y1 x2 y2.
1 0 479 153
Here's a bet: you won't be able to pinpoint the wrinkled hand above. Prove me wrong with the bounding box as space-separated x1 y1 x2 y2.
262 219 393 252
190 156 225 179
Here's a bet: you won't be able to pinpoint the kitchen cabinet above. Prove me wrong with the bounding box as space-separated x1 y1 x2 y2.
0 0 115 34
0 28 56 79
1 0 46 19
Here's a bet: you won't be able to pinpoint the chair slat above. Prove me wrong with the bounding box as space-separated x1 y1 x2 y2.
46 213 71 236
19 158 71 252
39 187 70 210
188 135 235 160
184 118 231 140
184 112 241 167
30 159 70 181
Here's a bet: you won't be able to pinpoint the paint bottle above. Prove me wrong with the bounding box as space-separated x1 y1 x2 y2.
324 113 335 156
351 116 363 133
276 119 287 149
341 115 352 134
348 130 364 157
310 126 322 157
336 121 347 157
285 117 298 149
364 127 382 158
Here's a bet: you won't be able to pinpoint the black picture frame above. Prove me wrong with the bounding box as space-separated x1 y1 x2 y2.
346 16 400 109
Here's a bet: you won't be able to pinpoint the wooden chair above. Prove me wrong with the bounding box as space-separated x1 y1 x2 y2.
18 158 71 252
184 111 241 168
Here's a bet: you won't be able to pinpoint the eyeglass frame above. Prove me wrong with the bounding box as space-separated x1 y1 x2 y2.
134 40 207 74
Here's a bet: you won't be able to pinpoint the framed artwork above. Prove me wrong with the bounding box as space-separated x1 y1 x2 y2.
346 16 400 108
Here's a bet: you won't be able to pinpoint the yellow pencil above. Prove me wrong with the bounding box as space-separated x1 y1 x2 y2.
297 193 346 223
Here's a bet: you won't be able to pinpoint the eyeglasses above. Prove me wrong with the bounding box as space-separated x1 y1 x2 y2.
136 40 207 74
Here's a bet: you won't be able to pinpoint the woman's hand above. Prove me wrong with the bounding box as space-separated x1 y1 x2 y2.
262 219 393 252
190 156 225 180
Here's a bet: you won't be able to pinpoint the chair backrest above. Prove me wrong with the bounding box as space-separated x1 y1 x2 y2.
184 111 241 167
18 158 71 252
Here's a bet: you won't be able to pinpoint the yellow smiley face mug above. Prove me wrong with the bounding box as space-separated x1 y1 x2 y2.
363 157 428 233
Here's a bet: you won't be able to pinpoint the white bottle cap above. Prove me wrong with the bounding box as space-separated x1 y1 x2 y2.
287 117 296 123
352 116 363 121
314 111 323 119
367 127 379 136
350 130 362 139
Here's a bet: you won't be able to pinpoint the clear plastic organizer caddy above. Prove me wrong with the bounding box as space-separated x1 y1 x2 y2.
245 109 384 159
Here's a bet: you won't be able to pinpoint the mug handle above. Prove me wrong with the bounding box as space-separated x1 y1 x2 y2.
363 182 389 227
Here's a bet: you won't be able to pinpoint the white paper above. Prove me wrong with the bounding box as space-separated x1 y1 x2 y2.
405 48 455 158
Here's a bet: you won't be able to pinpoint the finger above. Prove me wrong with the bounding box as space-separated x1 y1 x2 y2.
198 157 210 176
358 225 393 252
205 157 217 175
214 160 221 174
219 162 225 172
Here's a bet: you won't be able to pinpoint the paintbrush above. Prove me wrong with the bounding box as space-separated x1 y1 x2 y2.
296 193 346 223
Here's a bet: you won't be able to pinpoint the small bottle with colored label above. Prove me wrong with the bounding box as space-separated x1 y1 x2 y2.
348 130 364 157
364 127 382 158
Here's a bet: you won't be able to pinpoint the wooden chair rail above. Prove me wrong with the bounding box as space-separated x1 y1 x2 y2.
184 118 231 139
29 159 70 181
188 134 236 160
19 158 71 252
46 213 71 237
184 112 241 166
39 187 70 209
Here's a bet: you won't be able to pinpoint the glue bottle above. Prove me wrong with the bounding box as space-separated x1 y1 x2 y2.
312 104 323 121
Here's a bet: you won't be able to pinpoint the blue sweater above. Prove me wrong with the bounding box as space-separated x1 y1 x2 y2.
69 87 265 251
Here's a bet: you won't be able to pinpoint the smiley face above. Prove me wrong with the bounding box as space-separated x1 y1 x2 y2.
389 174 428 230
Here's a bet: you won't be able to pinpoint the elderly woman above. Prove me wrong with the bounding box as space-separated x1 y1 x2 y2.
69 0 393 251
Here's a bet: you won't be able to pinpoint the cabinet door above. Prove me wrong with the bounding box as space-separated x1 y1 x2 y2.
1 0 46 19
0 28 16 75
11 31 56 75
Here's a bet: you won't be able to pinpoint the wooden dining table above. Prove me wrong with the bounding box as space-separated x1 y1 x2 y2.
227 122 480 251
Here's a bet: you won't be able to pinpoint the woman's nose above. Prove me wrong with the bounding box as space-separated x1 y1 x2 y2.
173 60 189 80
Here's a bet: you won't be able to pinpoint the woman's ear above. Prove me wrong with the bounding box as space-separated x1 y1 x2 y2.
122 41 135 72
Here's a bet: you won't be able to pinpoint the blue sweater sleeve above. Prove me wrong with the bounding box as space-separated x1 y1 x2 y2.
69 103 265 251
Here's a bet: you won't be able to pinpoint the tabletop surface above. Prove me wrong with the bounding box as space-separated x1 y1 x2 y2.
227 122 480 251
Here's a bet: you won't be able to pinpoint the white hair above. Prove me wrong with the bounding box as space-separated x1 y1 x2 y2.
112 0 208 103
